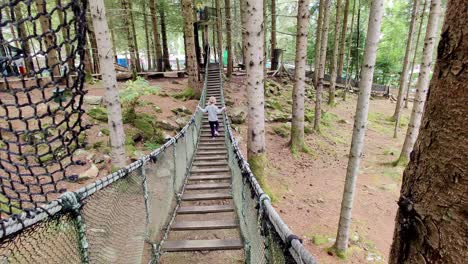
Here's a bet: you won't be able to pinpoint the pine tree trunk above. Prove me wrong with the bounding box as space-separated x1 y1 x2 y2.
216 0 223 69
270 0 277 70
397 0 441 163
89 0 127 168
13 5 35 75
150 0 163 72
245 0 266 184
88 21 100 74
342 0 356 101
290 0 311 152
181 0 200 94
128 1 142 72
314 0 331 131
36 0 60 77
225 0 233 77
337 0 350 79
56 0 74 71
111 28 118 63
391 2 467 263
314 0 324 85
405 0 427 109
329 0 342 105
144 2 152 71
354 3 361 80
160 7 172 71
333 0 384 256
121 0 138 78
393 0 421 135
240 0 247 65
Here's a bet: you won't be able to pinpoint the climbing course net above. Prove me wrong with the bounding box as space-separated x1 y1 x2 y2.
0 0 88 218
0 1 317 263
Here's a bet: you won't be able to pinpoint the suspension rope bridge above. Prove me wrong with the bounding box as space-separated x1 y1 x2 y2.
0 0 317 262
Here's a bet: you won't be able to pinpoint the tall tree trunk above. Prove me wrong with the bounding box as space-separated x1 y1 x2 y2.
342 0 356 101
397 0 441 164
337 0 350 79
56 0 74 71
36 0 60 77
270 0 277 70
225 0 233 77
128 1 142 72
121 0 138 78
144 2 152 71
314 0 331 131
88 21 100 74
181 0 200 94
405 0 427 109
240 0 247 65
354 2 361 80
216 0 223 68
160 6 171 71
329 0 342 105
111 28 118 63
245 0 266 185
390 2 467 262
13 5 35 75
89 0 127 168
150 0 163 72
393 0 421 137
290 0 311 152
314 0 324 85
333 0 384 256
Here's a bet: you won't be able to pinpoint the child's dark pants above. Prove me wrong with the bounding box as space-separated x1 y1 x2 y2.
208 121 219 137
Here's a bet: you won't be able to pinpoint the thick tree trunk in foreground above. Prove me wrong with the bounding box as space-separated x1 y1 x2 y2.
36 0 60 77
290 0 311 152
270 0 277 70
333 0 384 256
216 0 223 69
314 0 331 131
181 0 200 94
390 1 467 262
314 0 324 85
329 0 342 105
245 0 266 184
150 0 163 72
225 0 233 77
89 0 127 168
393 0 420 137
405 0 427 109
160 7 172 71
337 0 350 79
397 0 441 163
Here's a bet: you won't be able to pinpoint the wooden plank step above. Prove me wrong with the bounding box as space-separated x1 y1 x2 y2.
198 146 226 151
193 161 227 166
182 192 232 201
162 239 243 252
191 167 229 174
185 183 230 190
196 150 227 155
198 139 225 143
177 205 235 214
188 174 230 181
172 220 239 231
193 156 227 161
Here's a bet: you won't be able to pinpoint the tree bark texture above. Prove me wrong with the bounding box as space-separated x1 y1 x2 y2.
128 1 142 72
216 0 223 68
240 0 247 65
87 19 100 74
337 0 350 79
245 0 266 182
121 0 138 77
225 0 233 77
393 0 421 133
270 0 277 70
329 0 342 105
89 0 127 168
150 0 163 72
390 1 467 262
144 2 152 71
342 0 356 101
13 5 35 74
314 0 331 131
181 0 200 94
314 0 324 85
36 0 60 77
56 0 74 71
160 6 172 71
291 0 311 151
398 0 442 162
334 0 384 254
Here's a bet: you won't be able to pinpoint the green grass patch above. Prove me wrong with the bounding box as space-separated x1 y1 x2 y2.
100 128 110 136
272 124 290 138
311 234 333 246
144 142 161 151
88 107 108 122
266 99 283 111
382 167 403 181
173 87 196 101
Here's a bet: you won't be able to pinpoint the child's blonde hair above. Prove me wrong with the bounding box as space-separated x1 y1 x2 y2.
209 96 217 105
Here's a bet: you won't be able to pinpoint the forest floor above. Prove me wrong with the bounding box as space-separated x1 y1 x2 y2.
224 75 410 263
76 74 410 263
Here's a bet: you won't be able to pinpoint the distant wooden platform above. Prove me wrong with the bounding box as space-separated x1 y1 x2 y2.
137 71 186 78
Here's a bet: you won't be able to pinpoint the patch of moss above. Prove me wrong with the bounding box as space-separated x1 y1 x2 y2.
173 87 196 101
266 99 283 111
0 194 23 215
392 155 409 167
93 141 104 149
305 108 315 123
382 167 403 181
248 154 277 201
312 234 331 246
321 111 339 127
100 128 110 136
272 124 290 138
88 107 108 122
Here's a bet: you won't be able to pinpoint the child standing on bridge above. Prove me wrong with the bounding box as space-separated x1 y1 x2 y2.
198 97 226 139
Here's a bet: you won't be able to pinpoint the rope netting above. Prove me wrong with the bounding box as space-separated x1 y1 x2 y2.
0 0 88 218
0 1 317 261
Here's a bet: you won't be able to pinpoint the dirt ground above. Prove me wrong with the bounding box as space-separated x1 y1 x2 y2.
224 75 410 263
